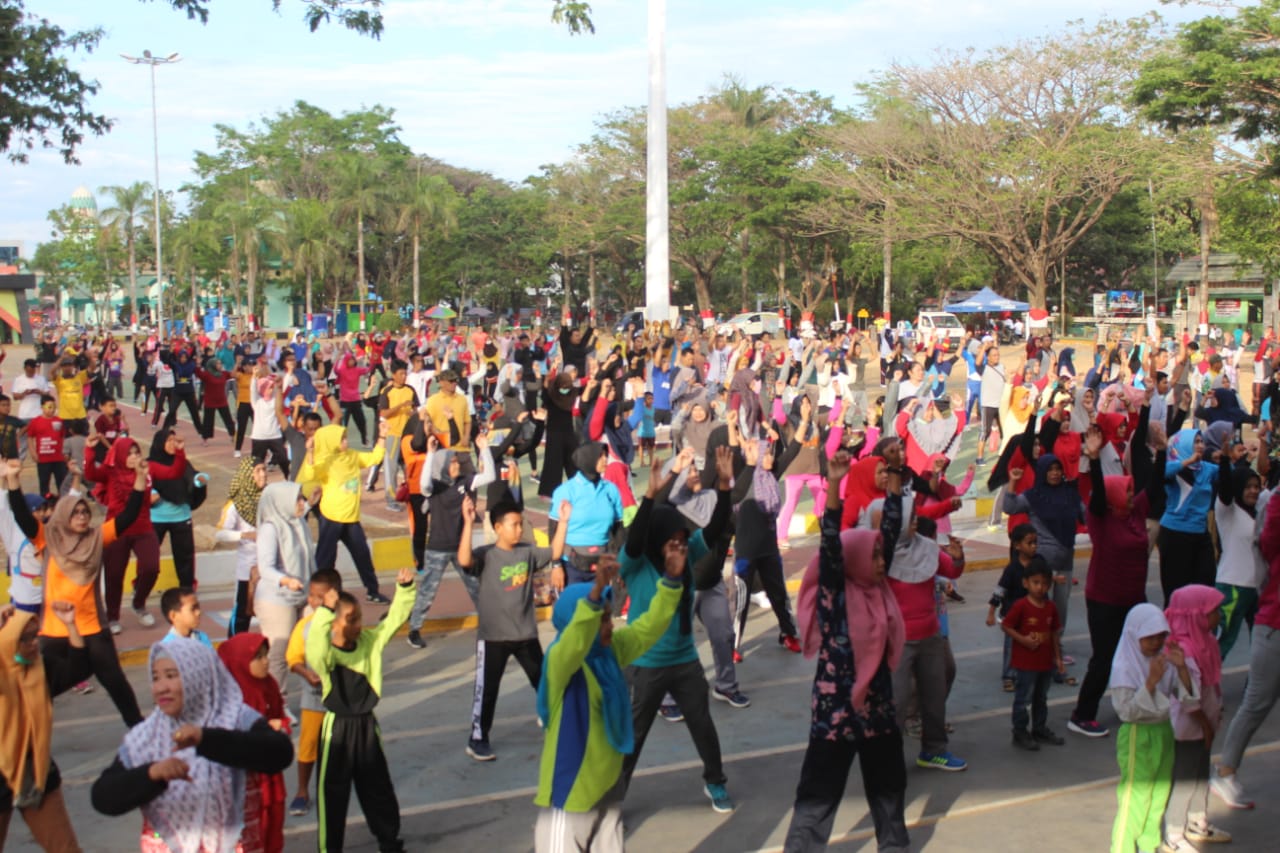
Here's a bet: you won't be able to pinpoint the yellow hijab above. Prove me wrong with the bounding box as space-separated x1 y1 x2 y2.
0 611 52 796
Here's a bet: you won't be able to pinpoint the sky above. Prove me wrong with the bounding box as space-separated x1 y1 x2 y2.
3 0 1208 252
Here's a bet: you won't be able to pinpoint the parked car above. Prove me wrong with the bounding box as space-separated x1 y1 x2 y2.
721 311 783 337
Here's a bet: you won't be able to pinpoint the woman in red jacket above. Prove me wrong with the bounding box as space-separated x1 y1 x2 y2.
85 436 184 632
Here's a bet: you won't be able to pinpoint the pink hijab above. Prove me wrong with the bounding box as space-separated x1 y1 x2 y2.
1166 584 1224 689
797 528 905 712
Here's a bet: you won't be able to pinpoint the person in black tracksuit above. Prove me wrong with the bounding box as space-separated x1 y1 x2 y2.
306 572 417 853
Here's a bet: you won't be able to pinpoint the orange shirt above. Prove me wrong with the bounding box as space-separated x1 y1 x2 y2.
40 517 121 638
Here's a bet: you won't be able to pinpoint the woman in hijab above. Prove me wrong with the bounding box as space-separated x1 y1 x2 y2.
548 443 625 587
785 451 908 852
1069 418 1164 739
149 429 209 590
1158 429 1219 606
0 601 88 852
1107 604 1197 853
87 436 182 633
1213 461 1266 660
1195 386 1258 430
91 640 293 853
1162 586 1230 851
840 454 888 531
732 439 800 660
533 562 685 852
585 382 641 524
333 352 371 445
253 482 316 699
217 458 267 637
776 395 829 550
728 368 763 438
1003 454 1085 673
538 370 581 498
218 634 288 853
17 454 149 729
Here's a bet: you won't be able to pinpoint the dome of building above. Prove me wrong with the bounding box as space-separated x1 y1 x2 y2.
69 185 97 216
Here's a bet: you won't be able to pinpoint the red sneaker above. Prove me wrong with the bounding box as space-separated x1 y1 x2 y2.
779 635 802 654
732 650 743 664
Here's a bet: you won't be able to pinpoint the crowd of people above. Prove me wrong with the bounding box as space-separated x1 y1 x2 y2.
0 317 1279 852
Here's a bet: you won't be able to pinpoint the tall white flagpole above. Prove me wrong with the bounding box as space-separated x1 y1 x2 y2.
645 0 671 323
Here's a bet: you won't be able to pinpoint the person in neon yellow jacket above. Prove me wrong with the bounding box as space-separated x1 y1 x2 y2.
296 423 388 603
533 552 684 853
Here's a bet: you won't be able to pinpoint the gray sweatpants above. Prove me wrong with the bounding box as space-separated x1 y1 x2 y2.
694 580 740 695
1220 625 1280 770
892 632 950 755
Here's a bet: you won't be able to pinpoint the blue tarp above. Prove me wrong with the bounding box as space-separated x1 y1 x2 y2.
945 286 1030 313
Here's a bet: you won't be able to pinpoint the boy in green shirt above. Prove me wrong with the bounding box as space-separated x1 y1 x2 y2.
306 566 416 852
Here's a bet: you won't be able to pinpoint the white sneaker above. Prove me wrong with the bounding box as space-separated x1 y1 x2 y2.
109 621 122 635
1209 772 1254 809
750 591 770 610
234 450 242 458
134 609 156 628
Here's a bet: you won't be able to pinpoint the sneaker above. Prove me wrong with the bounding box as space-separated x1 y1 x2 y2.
659 703 684 723
288 796 310 817
134 609 156 628
109 621 122 636
1209 772 1254 809
406 630 426 649
285 708 298 729
946 589 966 603
704 783 734 814
367 592 391 605
779 634 802 654
72 680 95 695
750 591 770 610
528 473 541 484
712 688 751 709
385 502 405 513
776 540 791 551
732 650 743 664
1162 839 1199 853
1185 820 1233 844
1068 718 1109 738
1012 729 1040 751
1032 727 1065 746
916 751 968 772
234 450 242 458
466 739 496 762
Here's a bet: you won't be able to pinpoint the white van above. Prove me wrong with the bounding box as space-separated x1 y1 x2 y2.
915 311 966 353
722 311 783 337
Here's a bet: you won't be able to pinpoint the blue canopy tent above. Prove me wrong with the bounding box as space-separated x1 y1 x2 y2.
945 286 1030 313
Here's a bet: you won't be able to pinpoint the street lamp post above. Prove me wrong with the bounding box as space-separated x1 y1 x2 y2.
121 50 181 341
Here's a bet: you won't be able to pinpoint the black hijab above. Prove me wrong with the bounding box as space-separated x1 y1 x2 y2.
147 428 205 509
645 504 694 635
572 443 605 484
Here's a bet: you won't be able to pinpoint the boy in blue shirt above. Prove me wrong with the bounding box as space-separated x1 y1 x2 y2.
637 391 656 467
160 586 213 648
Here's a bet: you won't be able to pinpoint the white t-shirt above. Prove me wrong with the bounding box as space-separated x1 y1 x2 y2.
11 374 50 421
1216 491 1270 588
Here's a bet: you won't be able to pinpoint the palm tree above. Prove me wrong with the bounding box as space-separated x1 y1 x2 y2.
395 168 459 326
333 153 389 325
99 181 152 326
170 216 221 327
284 198 338 319
216 180 279 331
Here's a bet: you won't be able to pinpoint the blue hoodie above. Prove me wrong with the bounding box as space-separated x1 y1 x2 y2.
1160 428 1218 534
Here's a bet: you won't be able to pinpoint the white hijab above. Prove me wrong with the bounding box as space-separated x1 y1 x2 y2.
1109 604 1172 694
120 640 259 853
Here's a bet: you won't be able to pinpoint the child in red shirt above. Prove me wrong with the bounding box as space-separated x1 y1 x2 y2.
25 394 67 495
93 397 128 463
1001 558 1066 750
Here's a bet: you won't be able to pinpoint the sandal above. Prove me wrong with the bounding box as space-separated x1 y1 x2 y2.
1002 678 1015 693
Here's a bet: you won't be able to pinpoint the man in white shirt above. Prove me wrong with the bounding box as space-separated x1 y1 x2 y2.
11 358 50 421
406 352 431 405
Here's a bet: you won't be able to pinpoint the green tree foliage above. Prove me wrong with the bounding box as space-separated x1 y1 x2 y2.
1134 0 1280 176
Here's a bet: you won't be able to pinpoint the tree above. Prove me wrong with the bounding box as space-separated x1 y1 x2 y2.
215 179 280 329
0 2 109 163
98 181 152 325
1133 0 1280 177
823 21 1152 308
395 168 460 325
283 197 339 319
32 204 118 322
332 152 391 321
